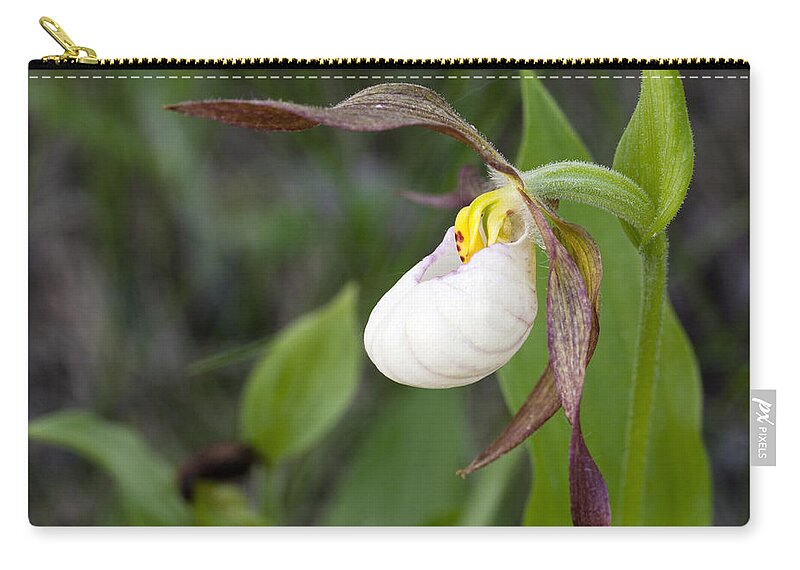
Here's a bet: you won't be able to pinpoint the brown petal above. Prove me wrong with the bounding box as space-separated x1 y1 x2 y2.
166 83 521 184
457 366 560 478
552 220 602 354
570 417 612 526
522 192 610 526
398 165 490 210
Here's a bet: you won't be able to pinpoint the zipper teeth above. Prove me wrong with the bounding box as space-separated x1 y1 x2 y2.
102 57 747 67
31 57 749 69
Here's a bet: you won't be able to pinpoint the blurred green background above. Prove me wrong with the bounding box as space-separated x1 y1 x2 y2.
28 70 749 525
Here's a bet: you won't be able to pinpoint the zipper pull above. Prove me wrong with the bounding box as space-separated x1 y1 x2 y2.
39 16 98 64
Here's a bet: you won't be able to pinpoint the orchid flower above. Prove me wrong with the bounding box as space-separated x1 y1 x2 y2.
365 185 537 389
167 83 610 526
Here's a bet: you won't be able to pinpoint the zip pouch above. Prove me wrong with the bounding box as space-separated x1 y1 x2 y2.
28 17 750 527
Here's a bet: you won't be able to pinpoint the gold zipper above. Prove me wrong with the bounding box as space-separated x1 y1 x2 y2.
39 17 98 65
35 16 747 69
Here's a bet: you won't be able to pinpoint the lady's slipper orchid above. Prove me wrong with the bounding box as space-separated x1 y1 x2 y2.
364 186 537 388
167 83 611 526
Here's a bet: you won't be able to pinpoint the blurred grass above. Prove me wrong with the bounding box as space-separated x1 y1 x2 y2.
28 71 748 525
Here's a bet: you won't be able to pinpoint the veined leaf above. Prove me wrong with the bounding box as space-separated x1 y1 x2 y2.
28 410 191 525
240 283 361 462
613 70 694 245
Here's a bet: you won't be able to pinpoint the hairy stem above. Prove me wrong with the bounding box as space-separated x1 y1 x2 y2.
521 163 655 233
617 231 668 525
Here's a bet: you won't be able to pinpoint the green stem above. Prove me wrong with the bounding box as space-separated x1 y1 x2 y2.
618 231 668 525
521 163 655 233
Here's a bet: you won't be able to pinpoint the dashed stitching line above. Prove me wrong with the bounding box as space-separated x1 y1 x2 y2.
29 74 749 80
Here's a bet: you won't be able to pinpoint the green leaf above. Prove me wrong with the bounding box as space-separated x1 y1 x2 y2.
192 482 271 526
240 283 361 462
613 70 694 245
28 410 191 525
323 388 469 525
517 71 592 166
501 203 710 525
500 77 710 525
